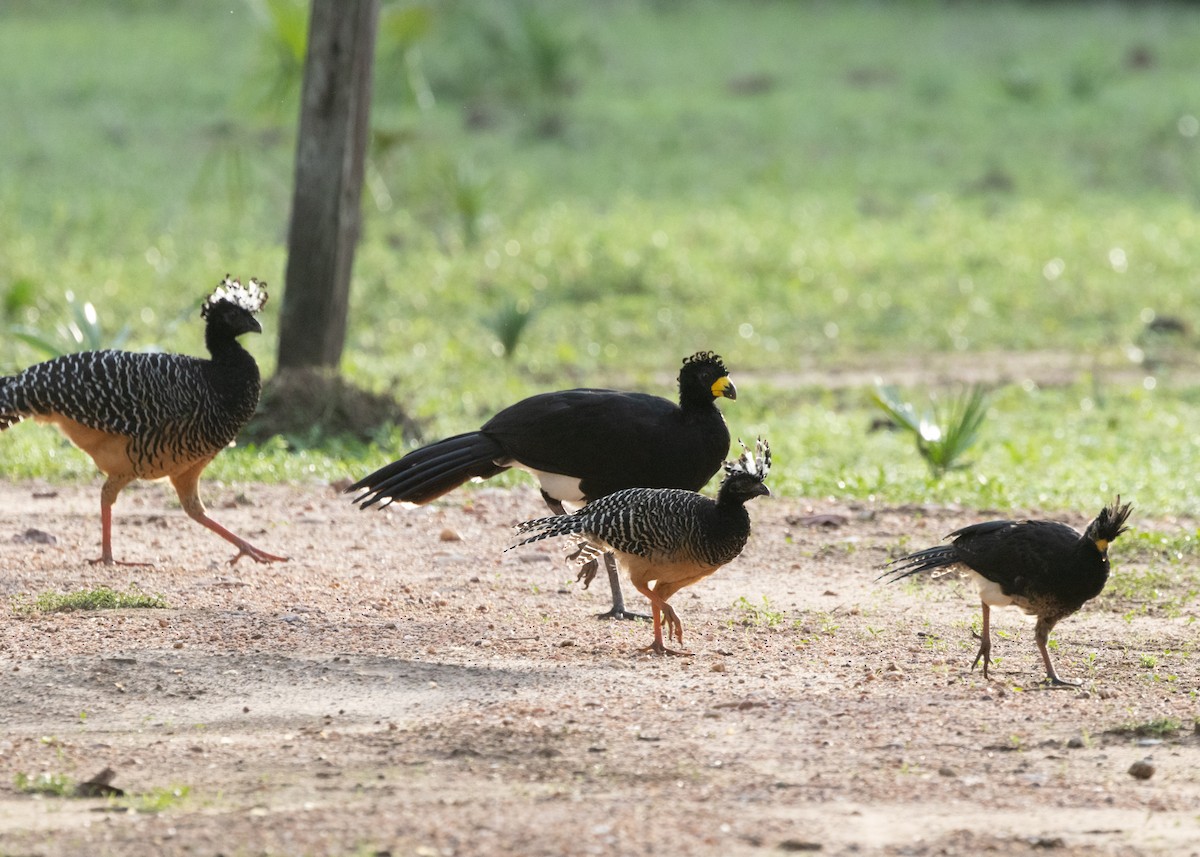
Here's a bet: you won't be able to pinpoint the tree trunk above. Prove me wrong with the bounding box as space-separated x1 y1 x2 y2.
277 0 379 371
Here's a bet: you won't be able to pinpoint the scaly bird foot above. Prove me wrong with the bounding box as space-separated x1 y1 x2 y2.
638 641 694 657
1040 674 1082 689
596 606 651 621
971 641 993 679
228 545 289 565
88 557 151 567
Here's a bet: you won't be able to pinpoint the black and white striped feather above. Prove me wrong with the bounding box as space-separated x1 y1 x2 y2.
510 438 771 567
0 276 266 471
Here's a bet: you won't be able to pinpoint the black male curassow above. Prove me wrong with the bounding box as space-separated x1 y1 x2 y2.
0 276 286 566
348 352 736 620
881 498 1132 685
508 438 770 655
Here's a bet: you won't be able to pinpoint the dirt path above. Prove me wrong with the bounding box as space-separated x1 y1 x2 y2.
1 480 1197 856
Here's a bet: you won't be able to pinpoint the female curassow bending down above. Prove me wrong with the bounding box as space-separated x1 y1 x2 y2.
508 438 770 655
881 497 1132 685
0 275 287 566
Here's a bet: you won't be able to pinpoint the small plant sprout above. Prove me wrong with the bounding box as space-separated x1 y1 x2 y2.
486 296 538 359
1113 718 1180 738
14 772 73 797
818 612 841 636
120 785 191 813
8 291 133 360
872 384 989 478
732 595 784 627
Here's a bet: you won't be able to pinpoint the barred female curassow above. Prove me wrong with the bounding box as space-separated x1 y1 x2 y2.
509 438 770 655
349 352 737 621
881 498 1132 685
0 276 286 566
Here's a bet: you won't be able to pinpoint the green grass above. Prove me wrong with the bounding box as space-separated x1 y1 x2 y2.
17 586 168 614
14 771 73 797
3 1 1200 517
117 785 192 814
1108 717 1183 739
13 772 190 811
730 595 785 628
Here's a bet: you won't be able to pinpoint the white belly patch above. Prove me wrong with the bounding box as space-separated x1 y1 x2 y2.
966 571 1015 608
506 462 586 503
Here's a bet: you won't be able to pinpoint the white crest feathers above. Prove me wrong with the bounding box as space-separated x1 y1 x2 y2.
724 437 770 481
204 275 268 316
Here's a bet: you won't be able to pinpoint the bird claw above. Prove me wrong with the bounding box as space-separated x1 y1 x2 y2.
88 557 151 567
660 604 684 645
971 644 992 679
228 546 288 565
639 641 694 657
574 556 599 589
595 606 651 622
1040 675 1083 689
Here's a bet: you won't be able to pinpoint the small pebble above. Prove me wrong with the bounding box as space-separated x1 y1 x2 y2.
1128 758 1155 780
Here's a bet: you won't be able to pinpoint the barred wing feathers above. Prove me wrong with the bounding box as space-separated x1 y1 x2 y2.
512 486 747 568
1 350 255 465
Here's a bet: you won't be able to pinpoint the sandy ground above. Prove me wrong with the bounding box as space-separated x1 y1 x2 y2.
0 478 1198 857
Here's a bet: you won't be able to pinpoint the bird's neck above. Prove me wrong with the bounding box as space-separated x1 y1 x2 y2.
206 319 244 354
204 329 262 409
714 489 753 514
678 390 718 414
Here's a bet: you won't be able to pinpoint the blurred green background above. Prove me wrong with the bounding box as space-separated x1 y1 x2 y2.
3 0 1200 518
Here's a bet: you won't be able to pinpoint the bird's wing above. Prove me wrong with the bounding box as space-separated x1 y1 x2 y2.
7 351 208 438
951 520 1079 590
483 388 724 496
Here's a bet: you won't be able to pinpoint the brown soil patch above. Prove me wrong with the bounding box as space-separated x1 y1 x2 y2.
0 480 1197 856
243 369 416 445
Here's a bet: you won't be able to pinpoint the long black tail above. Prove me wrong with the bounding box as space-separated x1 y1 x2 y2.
878 544 960 584
348 432 508 508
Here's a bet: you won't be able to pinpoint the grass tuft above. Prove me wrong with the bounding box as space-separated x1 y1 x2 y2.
872 384 989 478
118 785 191 813
486 297 539 359
7 290 133 359
731 595 784 628
19 586 167 614
14 772 73 797
1108 718 1181 739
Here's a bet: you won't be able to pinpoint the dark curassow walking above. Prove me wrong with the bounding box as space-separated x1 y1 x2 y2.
508 438 770 655
880 498 1132 685
348 352 737 620
0 275 286 566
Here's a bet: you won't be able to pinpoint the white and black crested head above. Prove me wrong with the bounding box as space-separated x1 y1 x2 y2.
1084 496 1133 554
201 275 267 339
679 351 736 406
719 437 771 504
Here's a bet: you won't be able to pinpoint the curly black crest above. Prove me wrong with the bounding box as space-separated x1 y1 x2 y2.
682 351 728 375
1086 496 1133 545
